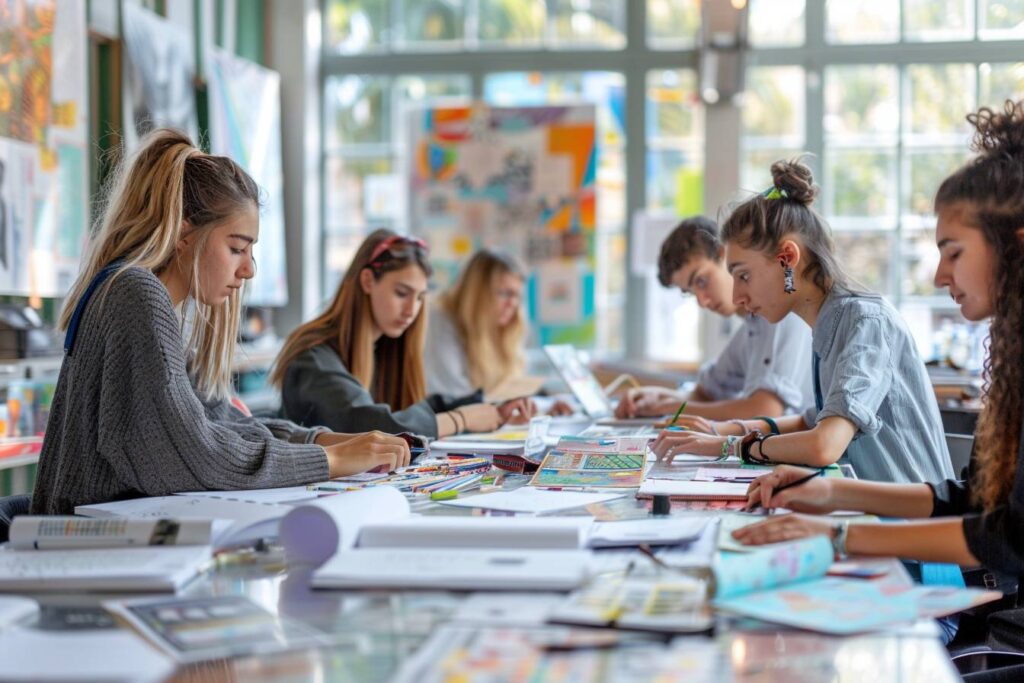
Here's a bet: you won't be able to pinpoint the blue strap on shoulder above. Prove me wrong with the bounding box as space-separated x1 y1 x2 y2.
64 261 124 356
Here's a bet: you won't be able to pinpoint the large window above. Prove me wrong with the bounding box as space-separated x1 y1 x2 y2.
741 1 1023 367
321 0 703 357
322 0 1022 368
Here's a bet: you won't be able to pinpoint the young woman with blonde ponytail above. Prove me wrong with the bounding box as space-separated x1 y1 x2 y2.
32 130 410 515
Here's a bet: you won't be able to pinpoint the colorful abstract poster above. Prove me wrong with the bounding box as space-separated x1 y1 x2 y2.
122 3 198 151
206 48 287 307
0 0 88 296
408 104 597 345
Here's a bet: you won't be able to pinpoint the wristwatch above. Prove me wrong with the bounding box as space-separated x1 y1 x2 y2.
831 520 850 559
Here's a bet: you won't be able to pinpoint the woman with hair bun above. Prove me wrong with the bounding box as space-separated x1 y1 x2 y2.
653 155 953 485
730 100 1024 577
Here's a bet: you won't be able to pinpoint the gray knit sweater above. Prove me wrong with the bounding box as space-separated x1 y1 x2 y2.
31 267 329 515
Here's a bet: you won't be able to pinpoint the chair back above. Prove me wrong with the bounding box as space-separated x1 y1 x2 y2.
0 494 32 544
946 433 975 481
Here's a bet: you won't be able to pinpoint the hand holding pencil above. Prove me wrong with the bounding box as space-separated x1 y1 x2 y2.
743 465 835 514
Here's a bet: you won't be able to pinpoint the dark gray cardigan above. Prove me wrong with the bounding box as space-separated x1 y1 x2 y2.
31 267 329 515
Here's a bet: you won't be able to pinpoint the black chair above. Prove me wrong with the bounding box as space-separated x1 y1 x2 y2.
0 493 31 543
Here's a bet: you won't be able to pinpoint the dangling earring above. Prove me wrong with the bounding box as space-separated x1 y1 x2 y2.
781 259 796 294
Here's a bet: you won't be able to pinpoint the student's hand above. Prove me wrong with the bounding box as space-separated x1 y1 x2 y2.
457 404 503 433
654 415 719 434
314 431 357 447
497 397 536 425
323 431 411 477
651 431 727 461
744 465 836 514
547 399 575 417
615 387 680 418
730 513 837 547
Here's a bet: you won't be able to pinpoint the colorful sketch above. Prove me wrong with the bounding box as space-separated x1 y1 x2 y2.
714 576 1000 635
122 3 198 150
409 103 597 345
714 536 833 600
0 0 88 296
530 450 645 488
207 48 287 307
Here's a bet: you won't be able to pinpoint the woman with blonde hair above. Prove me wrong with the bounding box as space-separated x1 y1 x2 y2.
274 230 531 439
425 249 528 397
32 130 409 516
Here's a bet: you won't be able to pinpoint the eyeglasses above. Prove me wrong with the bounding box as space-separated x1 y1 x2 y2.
368 235 429 265
494 287 522 302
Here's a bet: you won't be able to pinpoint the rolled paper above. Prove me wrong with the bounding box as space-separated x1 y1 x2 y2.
713 535 833 600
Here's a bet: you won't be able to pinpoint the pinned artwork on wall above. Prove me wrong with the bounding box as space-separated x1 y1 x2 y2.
0 0 89 297
408 104 598 346
206 48 288 307
122 2 198 151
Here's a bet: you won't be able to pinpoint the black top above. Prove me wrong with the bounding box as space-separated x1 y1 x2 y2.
929 414 1024 575
280 344 482 438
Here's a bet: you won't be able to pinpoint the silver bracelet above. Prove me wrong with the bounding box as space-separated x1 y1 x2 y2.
728 419 749 436
831 520 850 559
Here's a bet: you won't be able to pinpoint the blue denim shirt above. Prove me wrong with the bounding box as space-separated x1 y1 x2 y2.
804 291 954 483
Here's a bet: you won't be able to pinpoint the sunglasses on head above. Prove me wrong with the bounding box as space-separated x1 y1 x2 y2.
368 235 429 265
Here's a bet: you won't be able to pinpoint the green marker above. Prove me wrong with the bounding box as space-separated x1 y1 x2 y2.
430 490 459 501
669 400 688 427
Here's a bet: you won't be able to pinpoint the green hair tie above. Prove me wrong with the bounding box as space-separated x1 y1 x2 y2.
762 186 787 200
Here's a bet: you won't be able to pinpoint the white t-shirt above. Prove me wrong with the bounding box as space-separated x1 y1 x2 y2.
695 313 814 414
424 303 476 396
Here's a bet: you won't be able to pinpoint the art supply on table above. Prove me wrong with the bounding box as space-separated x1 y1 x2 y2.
531 450 646 488
651 495 671 516
668 400 688 427
530 436 649 489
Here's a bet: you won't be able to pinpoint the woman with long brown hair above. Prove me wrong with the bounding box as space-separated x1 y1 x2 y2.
273 229 531 438
732 100 1024 577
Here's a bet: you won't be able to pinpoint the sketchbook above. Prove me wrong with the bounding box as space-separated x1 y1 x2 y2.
710 536 1001 634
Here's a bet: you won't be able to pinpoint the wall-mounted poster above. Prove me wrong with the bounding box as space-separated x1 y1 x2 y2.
0 0 88 297
409 104 597 346
206 48 287 307
122 2 198 151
